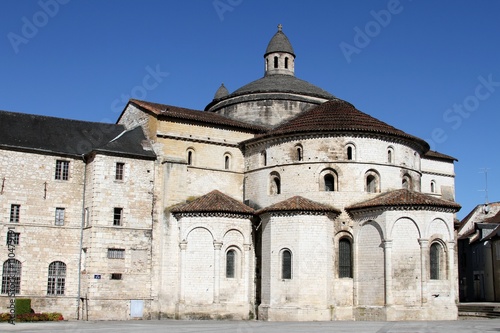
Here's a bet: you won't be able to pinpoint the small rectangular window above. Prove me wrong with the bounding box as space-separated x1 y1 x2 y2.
107 248 125 259
55 160 69 180
111 273 122 280
115 162 124 181
55 208 65 226
113 208 123 226
6 231 20 245
10 204 20 223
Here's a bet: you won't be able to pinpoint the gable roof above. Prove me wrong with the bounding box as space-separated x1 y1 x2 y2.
247 99 429 150
170 190 255 216
129 99 266 133
0 110 155 159
257 196 340 215
346 189 461 213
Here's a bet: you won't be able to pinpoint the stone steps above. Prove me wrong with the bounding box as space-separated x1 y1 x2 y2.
458 304 500 318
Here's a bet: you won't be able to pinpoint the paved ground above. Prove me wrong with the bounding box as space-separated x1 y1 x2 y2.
3 319 500 333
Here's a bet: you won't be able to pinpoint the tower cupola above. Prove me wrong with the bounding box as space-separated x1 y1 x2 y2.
264 24 295 76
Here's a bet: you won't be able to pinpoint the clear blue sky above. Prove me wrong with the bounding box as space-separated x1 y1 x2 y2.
1 0 499 219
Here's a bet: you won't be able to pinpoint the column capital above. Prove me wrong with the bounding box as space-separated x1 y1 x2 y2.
243 243 252 251
179 241 188 250
213 241 223 250
418 238 429 246
382 239 393 248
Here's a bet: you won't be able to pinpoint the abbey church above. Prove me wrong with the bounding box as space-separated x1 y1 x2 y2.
0 26 460 321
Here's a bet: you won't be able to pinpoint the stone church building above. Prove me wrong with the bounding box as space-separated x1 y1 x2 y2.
0 26 461 321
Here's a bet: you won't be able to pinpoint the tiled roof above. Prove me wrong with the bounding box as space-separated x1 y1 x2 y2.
170 190 255 215
484 210 500 224
257 196 341 215
424 150 457 161
346 189 461 212
0 110 156 159
265 28 295 56
129 99 266 132
251 99 429 149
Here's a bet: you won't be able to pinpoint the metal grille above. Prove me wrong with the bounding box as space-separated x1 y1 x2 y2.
226 250 235 278
108 248 125 259
339 239 352 278
55 160 69 180
10 204 20 223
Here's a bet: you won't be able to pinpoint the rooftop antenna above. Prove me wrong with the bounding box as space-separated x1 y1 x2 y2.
479 168 490 214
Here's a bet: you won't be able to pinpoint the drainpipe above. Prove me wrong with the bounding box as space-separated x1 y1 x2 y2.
76 154 88 320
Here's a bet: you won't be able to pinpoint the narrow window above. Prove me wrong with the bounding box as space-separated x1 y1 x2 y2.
111 273 122 280
187 150 193 165
55 160 69 180
1 259 21 294
296 146 303 161
55 208 65 226
224 155 230 170
347 146 353 160
115 162 124 181
113 208 123 226
366 174 378 193
282 250 292 279
285 57 289 69
270 174 281 195
84 207 90 227
47 261 66 295
107 248 125 259
430 243 442 280
262 151 267 166
226 250 235 278
430 181 436 193
10 204 20 223
339 239 352 278
402 175 411 190
387 148 393 163
274 56 278 68
324 174 335 191
6 231 20 245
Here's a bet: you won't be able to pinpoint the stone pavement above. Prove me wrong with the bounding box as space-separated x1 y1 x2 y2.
3 319 500 333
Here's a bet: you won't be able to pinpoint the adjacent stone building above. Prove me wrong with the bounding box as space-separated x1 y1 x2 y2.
0 26 460 321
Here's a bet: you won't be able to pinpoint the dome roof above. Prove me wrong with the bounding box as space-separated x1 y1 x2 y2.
265 26 295 57
230 74 334 100
214 83 229 99
253 99 429 150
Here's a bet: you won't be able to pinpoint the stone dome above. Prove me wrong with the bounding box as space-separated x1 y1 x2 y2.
264 24 295 57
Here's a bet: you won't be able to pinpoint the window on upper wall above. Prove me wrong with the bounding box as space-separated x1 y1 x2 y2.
402 174 412 190
387 147 394 163
346 144 356 161
274 56 278 68
339 238 353 278
1 259 21 294
224 153 231 170
115 162 124 181
261 150 267 166
113 208 123 226
430 180 436 193
10 204 20 223
187 149 194 166
107 248 125 259
281 249 292 279
324 174 335 191
365 171 380 193
55 160 69 180
47 261 66 295
6 231 20 245
430 242 445 280
226 249 236 278
270 172 281 195
285 57 289 69
295 144 303 161
55 208 65 226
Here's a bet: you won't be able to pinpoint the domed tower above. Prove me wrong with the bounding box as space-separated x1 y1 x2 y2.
205 25 335 128
264 24 295 76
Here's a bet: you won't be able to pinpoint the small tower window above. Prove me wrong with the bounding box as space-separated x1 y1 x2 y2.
270 172 281 195
402 174 412 190
346 144 356 161
387 147 394 164
430 180 436 193
187 149 194 166
274 56 278 69
347 147 353 160
324 174 335 191
365 170 380 193
285 57 289 69
294 144 303 161
261 150 267 166
224 153 231 170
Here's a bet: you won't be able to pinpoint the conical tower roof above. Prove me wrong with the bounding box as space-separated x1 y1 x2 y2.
264 24 295 57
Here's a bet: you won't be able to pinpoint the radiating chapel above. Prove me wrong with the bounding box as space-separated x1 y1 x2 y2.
0 26 460 321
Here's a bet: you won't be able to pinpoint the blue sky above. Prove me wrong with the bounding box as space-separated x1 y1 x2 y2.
1 0 499 219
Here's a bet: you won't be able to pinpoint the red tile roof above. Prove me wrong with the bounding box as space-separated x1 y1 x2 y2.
346 189 461 213
424 150 457 161
248 99 429 150
170 190 255 215
257 196 341 215
129 99 266 132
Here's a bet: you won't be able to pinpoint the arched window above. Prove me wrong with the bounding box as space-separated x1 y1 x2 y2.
294 144 303 161
347 146 353 160
387 147 394 163
274 56 278 69
430 242 445 280
1 259 21 294
339 238 352 278
187 149 194 166
285 57 289 69
270 172 281 195
282 249 292 279
47 261 66 295
365 170 380 193
226 250 235 278
324 174 335 191
430 180 436 193
261 151 267 166
402 174 412 190
346 144 356 161
224 153 231 170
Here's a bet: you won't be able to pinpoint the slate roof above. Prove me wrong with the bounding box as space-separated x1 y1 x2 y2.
346 189 461 213
129 99 266 133
424 150 458 161
0 110 156 159
265 29 295 57
214 83 229 99
249 99 429 149
483 210 500 224
170 190 255 215
257 196 341 215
